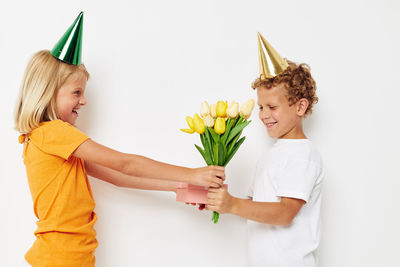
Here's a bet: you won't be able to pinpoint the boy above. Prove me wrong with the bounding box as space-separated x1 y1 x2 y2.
207 33 323 267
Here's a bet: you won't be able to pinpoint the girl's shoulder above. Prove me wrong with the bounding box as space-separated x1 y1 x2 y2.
26 120 89 160
39 119 70 129
29 119 87 144
31 119 73 134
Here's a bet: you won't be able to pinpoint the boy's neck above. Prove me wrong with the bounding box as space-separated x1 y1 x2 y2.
278 133 307 140
278 120 307 139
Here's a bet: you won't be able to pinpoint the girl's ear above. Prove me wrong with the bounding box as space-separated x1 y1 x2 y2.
296 98 309 116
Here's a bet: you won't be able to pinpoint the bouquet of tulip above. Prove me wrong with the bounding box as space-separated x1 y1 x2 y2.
180 99 255 223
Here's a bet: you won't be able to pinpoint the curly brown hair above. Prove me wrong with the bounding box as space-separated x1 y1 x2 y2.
251 60 318 116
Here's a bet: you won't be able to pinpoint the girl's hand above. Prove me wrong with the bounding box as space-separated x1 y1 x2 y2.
189 166 225 188
206 187 233 214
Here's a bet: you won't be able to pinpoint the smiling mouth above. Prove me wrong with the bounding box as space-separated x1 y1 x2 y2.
72 110 79 116
265 122 276 128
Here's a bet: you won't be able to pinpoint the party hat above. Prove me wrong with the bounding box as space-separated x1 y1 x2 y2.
51 12 84 65
257 32 288 79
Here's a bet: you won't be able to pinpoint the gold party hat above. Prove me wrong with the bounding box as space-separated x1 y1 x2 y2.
257 32 288 79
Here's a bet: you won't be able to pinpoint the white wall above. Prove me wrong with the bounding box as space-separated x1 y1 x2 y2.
1 1 399 266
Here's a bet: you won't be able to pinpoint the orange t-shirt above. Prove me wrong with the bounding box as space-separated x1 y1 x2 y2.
21 120 98 267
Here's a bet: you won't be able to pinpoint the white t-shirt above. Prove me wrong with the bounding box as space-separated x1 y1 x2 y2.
247 139 323 267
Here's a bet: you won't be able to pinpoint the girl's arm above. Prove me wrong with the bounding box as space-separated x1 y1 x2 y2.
207 187 305 226
85 161 178 191
73 139 224 188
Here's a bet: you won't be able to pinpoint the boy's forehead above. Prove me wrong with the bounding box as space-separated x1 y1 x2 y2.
256 84 288 104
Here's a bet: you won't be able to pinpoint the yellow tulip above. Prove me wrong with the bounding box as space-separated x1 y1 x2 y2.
214 117 226 135
216 101 227 117
180 116 195 134
180 128 195 134
210 104 217 118
200 101 210 118
203 114 214 127
240 99 255 119
227 101 239 118
186 116 194 129
193 113 205 134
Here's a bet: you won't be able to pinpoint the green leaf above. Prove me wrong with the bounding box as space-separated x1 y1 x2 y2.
204 128 215 164
213 142 219 166
227 130 242 154
226 120 250 145
194 144 206 162
218 142 225 166
200 134 215 165
195 144 213 165
236 115 244 125
221 117 235 145
224 136 246 166
200 134 206 149
208 127 220 143
195 144 204 154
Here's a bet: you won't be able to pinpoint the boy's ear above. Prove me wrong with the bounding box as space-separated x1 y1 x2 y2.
296 98 309 116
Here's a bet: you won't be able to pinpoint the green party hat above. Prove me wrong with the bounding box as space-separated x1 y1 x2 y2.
51 12 84 65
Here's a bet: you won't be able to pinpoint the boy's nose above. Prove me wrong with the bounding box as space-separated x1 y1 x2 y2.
260 110 271 119
79 96 87 106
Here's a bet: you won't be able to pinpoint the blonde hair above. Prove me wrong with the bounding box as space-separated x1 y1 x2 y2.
14 50 89 134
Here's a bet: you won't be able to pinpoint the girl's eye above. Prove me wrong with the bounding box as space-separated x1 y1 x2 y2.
270 106 276 110
259 106 263 110
74 91 81 96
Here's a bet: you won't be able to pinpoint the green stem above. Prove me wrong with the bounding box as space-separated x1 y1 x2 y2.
212 211 220 224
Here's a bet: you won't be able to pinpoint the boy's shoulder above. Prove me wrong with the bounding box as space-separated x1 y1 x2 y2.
270 139 322 165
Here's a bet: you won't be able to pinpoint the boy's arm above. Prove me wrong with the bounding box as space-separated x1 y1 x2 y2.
73 139 224 188
207 187 305 226
85 161 178 192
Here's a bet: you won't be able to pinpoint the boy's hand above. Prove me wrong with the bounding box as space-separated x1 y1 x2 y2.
206 187 233 214
190 166 225 188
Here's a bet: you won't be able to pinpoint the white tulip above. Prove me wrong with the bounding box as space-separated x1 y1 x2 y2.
200 101 210 118
240 99 255 119
203 114 215 127
210 104 217 118
227 101 239 118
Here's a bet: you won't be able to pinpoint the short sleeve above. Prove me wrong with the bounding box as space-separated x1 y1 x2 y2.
276 158 318 203
247 179 254 198
29 120 89 160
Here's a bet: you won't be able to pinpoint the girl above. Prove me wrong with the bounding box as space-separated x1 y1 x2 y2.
14 50 224 266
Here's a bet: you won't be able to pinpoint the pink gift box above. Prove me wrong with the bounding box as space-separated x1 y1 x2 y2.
176 183 228 204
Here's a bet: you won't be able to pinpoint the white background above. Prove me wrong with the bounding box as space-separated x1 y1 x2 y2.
1 0 399 266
